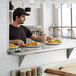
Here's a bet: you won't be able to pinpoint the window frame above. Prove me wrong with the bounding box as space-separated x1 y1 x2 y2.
58 4 76 39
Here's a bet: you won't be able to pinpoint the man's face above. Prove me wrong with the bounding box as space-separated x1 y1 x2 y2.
17 15 26 24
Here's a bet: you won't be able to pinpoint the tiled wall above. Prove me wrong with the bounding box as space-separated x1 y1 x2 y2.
0 0 8 50
0 0 11 76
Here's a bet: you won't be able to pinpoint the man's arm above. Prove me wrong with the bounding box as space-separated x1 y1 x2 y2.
9 40 18 44
30 34 42 42
30 34 54 42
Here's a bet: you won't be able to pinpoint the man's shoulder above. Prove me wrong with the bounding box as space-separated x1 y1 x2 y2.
9 24 13 28
20 25 26 27
20 25 29 29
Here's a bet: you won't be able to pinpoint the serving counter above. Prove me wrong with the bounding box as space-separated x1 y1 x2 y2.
8 39 76 66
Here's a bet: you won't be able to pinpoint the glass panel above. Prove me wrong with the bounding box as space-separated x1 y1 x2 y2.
72 28 76 38
72 4 76 27
62 28 71 38
62 4 71 27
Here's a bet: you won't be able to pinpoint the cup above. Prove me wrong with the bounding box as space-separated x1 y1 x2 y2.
42 34 46 44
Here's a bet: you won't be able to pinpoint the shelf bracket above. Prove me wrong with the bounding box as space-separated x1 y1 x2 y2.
66 48 73 59
19 55 25 67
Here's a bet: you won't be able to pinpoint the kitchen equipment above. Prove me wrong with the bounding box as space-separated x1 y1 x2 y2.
37 67 42 76
31 68 37 76
26 70 31 76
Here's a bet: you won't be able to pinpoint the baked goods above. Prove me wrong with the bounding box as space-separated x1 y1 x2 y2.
48 39 61 44
25 41 40 46
9 44 18 48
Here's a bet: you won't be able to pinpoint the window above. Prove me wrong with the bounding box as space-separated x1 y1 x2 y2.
58 4 76 39
62 4 71 27
72 4 76 27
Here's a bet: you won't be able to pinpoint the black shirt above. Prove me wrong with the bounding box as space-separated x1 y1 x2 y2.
9 24 32 43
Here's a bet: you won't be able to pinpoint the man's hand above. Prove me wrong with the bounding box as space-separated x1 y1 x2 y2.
17 40 26 47
46 36 55 41
9 40 26 47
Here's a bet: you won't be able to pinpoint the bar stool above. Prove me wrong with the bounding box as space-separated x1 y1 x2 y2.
67 29 75 39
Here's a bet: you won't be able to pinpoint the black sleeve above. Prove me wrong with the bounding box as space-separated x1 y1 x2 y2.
23 26 33 38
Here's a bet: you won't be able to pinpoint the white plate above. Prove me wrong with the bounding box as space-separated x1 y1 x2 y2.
46 43 61 45
9 46 19 49
25 45 41 48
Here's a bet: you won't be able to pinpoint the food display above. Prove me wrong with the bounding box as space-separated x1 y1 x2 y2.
9 44 18 48
48 39 61 44
25 41 40 46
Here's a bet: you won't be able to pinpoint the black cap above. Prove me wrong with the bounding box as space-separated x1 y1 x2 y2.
13 7 30 16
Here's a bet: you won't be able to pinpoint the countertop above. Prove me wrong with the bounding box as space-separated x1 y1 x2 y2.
8 39 76 56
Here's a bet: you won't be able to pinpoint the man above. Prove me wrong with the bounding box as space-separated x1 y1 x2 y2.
9 7 54 46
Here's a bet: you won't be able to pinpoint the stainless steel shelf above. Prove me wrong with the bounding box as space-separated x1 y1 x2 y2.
8 39 76 67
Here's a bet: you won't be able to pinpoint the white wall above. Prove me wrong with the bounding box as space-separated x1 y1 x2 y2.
12 1 23 8
40 4 55 35
0 0 10 75
25 5 40 26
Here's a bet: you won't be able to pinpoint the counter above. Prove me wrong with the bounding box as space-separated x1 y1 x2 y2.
8 39 76 66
